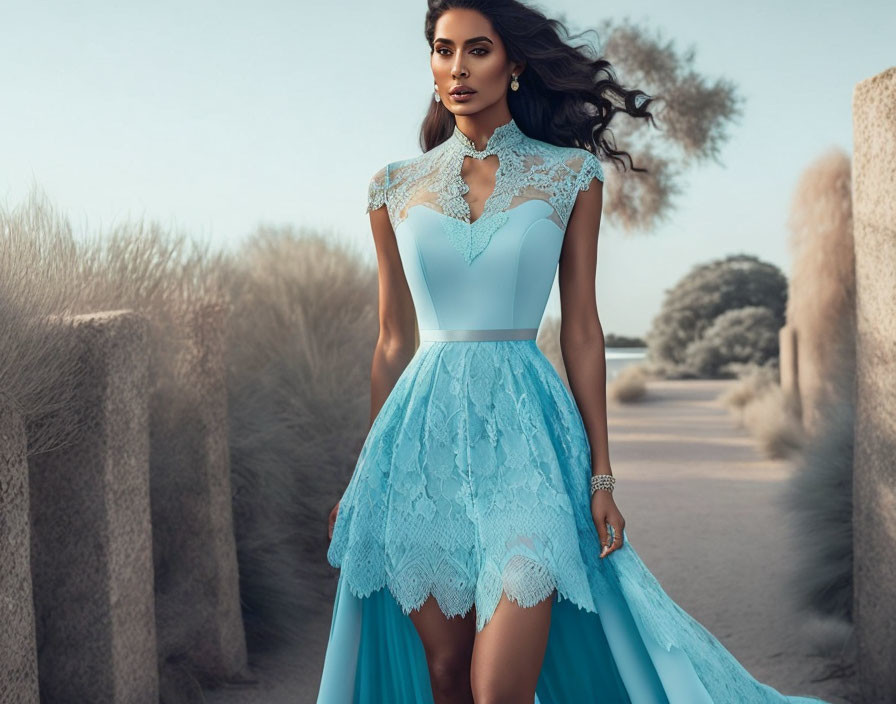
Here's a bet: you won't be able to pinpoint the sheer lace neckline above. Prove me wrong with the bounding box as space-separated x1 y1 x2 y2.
449 118 525 159
364 117 605 265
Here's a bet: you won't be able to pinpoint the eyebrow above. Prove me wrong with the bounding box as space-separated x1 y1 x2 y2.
434 36 494 46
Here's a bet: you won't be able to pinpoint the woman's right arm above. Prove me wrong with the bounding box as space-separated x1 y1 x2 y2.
328 204 416 540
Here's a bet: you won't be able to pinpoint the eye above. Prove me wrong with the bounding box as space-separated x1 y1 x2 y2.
434 46 488 56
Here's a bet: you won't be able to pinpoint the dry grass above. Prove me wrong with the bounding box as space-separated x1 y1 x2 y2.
781 395 854 623
741 384 806 459
720 364 805 459
786 148 854 352
785 148 856 422
608 363 649 403
778 150 856 623
222 225 379 647
718 363 778 410
0 189 90 454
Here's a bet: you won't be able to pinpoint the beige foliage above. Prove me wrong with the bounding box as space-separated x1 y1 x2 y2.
591 17 744 234
720 365 805 459
608 363 649 403
741 384 806 459
785 148 856 426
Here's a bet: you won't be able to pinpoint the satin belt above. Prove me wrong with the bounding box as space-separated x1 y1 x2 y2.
419 327 538 342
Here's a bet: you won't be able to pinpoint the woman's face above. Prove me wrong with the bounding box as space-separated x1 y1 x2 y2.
431 9 522 116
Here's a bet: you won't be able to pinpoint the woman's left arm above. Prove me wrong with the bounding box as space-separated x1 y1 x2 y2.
557 174 626 559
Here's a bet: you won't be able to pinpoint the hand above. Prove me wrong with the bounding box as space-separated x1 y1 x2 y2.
591 490 625 559
327 500 340 541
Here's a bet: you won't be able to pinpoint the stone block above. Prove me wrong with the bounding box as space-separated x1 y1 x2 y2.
0 404 39 703
851 65 896 704
28 310 158 703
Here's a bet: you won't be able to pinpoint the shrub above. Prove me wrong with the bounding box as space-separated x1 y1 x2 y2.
781 398 854 622
741 384 805 459
718 362 779 412
608 364 649 403
720 363 804 459
683 306 780 378
646 253 787 378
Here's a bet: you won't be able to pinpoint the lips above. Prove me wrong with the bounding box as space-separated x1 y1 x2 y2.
449 85 476 96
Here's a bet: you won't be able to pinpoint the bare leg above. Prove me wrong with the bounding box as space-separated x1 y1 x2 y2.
408 595 477 704
470 589 555 704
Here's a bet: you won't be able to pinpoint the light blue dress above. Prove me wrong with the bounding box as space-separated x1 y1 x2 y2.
317 117 829 704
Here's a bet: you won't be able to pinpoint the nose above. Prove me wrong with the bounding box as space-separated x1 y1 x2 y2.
451 59 468 79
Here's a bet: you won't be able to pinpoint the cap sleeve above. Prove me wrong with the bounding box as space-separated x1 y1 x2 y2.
365 164 389 214
555 149 605 229
573 149 604 192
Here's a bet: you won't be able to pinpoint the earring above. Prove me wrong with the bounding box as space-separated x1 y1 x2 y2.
510 74 519 91
433 83 441 102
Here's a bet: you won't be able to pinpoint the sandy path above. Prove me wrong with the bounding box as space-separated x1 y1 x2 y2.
203 378 856 703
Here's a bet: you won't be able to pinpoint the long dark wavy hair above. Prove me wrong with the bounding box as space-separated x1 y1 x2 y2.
422 0 655 174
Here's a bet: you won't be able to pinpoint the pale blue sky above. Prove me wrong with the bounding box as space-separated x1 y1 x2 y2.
2 0 892 336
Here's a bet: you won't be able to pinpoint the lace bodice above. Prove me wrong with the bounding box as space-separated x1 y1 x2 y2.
364 117 604 333
366 118 604 264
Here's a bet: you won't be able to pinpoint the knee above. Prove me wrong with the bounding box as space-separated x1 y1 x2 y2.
472 671 525 704
472 682 519 704
427 652 471 696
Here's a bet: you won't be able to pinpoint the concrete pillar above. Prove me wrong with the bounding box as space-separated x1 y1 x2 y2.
151 301 248 679
0 403 39 703
851 65 896 704
28 310 158 703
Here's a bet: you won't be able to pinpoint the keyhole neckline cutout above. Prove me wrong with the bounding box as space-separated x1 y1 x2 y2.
444 117 525 226
460 154 499 225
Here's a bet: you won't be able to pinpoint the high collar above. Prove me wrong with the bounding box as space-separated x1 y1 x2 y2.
449 117 525 158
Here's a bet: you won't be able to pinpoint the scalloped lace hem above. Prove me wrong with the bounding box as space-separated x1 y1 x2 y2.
331 558 600 634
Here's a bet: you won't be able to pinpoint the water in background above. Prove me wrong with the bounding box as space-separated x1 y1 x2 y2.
606 347 647 381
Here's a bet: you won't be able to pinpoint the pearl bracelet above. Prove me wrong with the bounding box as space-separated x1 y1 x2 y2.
590 473 616 496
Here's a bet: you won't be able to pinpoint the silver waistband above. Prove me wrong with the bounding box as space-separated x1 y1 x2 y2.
419 327 538 342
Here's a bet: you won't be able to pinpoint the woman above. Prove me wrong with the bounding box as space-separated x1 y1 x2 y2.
318 2 831 702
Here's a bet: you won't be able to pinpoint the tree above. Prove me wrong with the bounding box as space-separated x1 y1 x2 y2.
593 17 745 232
683 306 780 377
646 254 787 377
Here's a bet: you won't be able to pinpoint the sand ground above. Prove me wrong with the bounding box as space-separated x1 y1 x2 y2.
203 378 858 703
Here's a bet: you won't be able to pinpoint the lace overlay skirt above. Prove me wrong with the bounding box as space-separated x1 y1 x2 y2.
327 338 609 632
322 339 832 704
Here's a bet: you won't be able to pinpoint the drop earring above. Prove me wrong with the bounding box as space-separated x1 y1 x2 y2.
510 73 519 91
433 83 441 102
